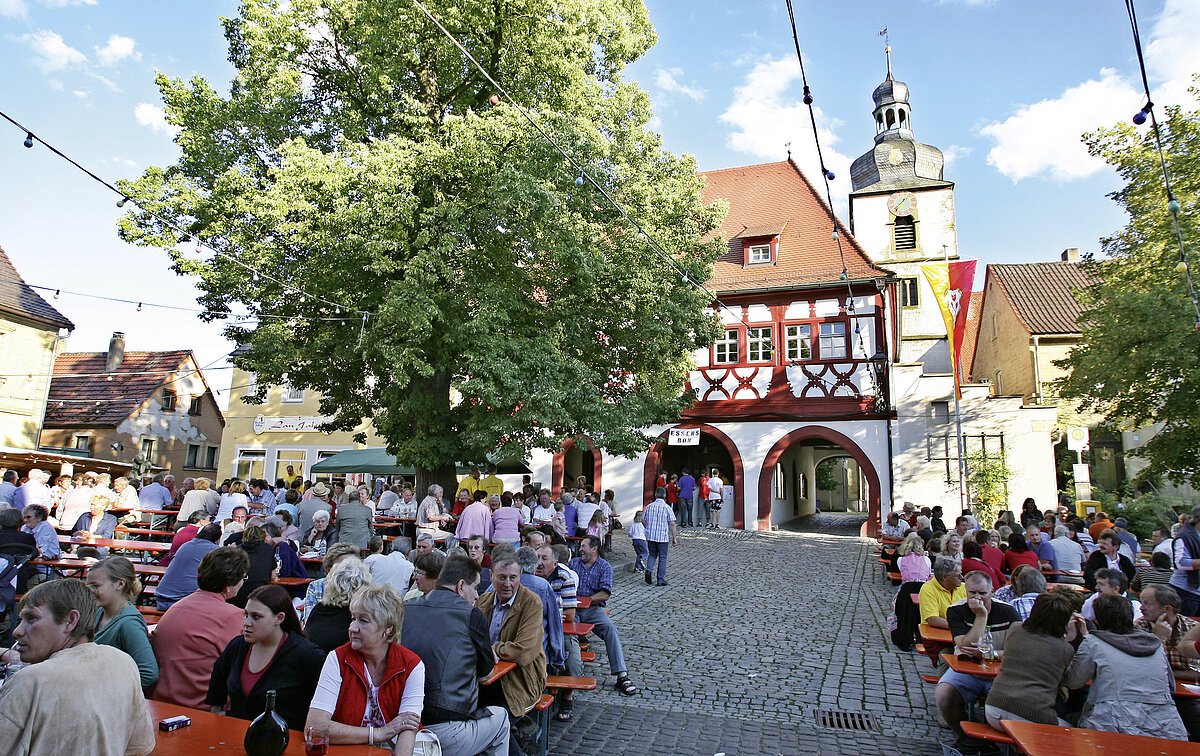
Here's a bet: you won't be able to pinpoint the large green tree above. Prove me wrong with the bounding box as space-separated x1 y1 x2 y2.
119 0 724 490
1057 84 1200 486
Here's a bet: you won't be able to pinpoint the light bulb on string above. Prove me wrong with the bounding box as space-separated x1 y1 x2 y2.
824 169 836 181
23 132 33 149
53 289 60 299
1175 260 1188 274
116 196 127 208
802 86 813 106
1132 103 1151 126
831 230 839 240
1168 199 1181 215
136 302 143 312
575 172 585 188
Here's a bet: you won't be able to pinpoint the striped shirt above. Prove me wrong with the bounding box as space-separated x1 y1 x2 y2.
545 564 578 610
643 498 675 543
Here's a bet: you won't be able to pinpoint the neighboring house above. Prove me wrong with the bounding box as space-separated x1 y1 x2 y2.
39 333 225 478
217 349 384 487
0 246 74 451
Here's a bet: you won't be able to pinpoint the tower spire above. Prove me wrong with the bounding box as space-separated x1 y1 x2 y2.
879 27 891 77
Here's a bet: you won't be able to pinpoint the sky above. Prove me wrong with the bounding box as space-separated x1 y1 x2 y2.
0 0 1195 406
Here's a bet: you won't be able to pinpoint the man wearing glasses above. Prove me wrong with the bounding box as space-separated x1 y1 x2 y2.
20 505 61 587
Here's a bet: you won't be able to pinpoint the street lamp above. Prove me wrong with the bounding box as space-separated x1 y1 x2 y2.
868 349 889 413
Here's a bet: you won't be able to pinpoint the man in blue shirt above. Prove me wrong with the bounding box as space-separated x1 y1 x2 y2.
569 535 638 696
515 546 566 670
1025 523 1058 572
247 479 277 517
677 469 695 528
156 524 221 609
138 474 173 512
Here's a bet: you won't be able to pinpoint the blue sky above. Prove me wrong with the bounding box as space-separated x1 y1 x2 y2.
0 0 1194 401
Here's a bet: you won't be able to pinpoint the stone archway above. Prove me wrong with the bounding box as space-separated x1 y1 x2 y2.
551 437 602 495
757 426 882 533
643 423 746 529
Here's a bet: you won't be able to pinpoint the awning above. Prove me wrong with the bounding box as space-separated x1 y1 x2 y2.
310 448 531 475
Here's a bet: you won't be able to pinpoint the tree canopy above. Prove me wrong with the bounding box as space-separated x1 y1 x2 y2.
118 0 725 485
1057 82 1200 486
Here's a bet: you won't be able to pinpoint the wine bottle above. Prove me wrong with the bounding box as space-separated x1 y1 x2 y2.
244 689 290 756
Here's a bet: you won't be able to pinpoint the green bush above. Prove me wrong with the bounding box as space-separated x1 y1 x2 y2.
1111 494 1178 541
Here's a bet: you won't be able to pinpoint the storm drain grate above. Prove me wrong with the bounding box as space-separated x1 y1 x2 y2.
815 710 881 732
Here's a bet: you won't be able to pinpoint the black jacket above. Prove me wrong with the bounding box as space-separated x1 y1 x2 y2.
1083 550 1135 590
232 540 277 608
305 603 351 652
206 631 325 731
402 586 494 724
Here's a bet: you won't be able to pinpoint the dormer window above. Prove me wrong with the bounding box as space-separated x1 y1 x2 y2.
747 244 772 265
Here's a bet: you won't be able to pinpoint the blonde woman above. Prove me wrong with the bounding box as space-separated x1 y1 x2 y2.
216 480 250 524
305 559 373 652
940 532 964 564
86 556 159 689
898 532 932 583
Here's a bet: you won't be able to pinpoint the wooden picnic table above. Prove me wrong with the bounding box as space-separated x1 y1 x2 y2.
1000 720 1200 755
919 624 952 644
482 660 515 686
115 526 176 540
942 652 1001 679
576 596 591 609
146 700 376 754
1040 568 1084 577
272 577 315 587
30 558 167 576
58 534 170 553
562 622 595 636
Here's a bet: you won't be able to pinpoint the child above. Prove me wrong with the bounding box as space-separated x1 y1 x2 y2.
551 500 567 538
628 510 648 573
586 509 606 539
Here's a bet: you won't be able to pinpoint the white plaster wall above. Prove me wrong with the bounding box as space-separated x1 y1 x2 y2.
851 187 958 267
117 370 212 444
890 365 1057 521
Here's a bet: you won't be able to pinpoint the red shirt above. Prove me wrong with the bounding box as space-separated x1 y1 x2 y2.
980 544 1005 578
962 557 1005 588
1002 548 1040 575
241 632 288 697
162 523 199 567
666 483 679 504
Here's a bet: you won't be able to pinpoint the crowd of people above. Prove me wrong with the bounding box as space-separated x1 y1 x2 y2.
0 465 657 756
884 497 1200 753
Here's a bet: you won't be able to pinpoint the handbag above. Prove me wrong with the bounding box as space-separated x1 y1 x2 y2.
413 729 441 756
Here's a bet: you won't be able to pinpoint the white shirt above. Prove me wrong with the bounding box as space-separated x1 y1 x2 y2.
310 651 425 716
1154 540 1174 558
707 477 723 500
575 501 600 533
532 505 555 524
364 552 414 594
1081 592 1142 622
519 504 532 525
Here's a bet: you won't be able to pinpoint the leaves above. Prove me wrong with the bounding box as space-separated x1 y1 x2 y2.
119 0 723 475
1056 81 1200 486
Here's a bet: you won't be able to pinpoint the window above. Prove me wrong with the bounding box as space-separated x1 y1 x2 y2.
245 372 258 395
747 243 772 265
930 400 950 425
899 277 919 308
235 449 266 481
314 450 342 483
188 396 202 415
204 446 219 470
893 214 916 251
140 439 155 458
818 322 847 359
161 389 177 411
73 434 91 453
785 324 812 361
713 329 739 364
282 383 305 403
747 326 773 362
185 443 201 468
274 449 307 484
994 370 1004 395
991 314 999 341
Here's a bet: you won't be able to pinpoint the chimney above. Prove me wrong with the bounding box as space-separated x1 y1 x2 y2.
106 332 125 372
1061 247 1080 262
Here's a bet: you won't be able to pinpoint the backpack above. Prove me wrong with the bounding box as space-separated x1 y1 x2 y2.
0 547 34 611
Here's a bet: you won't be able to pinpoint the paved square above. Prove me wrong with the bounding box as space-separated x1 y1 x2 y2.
546 515 943 755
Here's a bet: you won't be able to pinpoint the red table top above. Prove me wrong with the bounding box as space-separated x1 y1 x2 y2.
58 534 170 552
1000 721 1200 755
481 660 515 685
147 700 379 753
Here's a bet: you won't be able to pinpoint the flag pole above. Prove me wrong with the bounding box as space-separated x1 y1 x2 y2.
944 244 967 513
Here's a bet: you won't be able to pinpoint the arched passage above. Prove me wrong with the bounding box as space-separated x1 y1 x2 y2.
551 437 602 495
644 423 745 529
757 426 882 533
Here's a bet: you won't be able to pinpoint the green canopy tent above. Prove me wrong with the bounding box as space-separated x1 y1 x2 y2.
310 448 531 475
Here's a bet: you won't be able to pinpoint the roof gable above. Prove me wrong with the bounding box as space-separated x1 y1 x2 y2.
700 160 888 292
44 350 197 427
0 246 74 330
989 262 1095 335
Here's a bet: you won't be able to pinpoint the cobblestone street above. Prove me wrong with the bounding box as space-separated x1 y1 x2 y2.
546 514 942 755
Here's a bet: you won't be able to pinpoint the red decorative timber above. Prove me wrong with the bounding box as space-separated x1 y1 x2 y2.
643 423 745 529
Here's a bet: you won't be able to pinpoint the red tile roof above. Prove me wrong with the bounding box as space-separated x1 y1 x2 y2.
44 351 194 427
699 160 889 292
989 262 1094 335
0 246 74 330
959 291 984 382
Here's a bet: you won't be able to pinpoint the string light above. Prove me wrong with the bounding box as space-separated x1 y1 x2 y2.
116 196 127 208
574 172 585 187
0 109 371 321
136 302 142 312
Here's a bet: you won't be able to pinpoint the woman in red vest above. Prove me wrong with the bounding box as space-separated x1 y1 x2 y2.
305 583 426 751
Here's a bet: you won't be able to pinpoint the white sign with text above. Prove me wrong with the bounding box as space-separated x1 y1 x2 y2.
668 428 701 446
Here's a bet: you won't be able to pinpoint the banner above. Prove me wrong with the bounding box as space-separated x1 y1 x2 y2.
668 428 701 446
920 260 978 396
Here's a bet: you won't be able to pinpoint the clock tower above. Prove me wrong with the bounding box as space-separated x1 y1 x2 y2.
849 46 959 370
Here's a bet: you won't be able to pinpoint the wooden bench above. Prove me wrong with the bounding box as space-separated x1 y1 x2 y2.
544 675 597 692
580 651 597 663
115 527 176 540
919 674 940 685
960 721 1016 749
138 606 164 620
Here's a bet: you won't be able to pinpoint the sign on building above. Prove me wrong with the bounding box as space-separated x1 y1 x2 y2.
668 428 700 446
253 415 330 434
1066 427 1090 452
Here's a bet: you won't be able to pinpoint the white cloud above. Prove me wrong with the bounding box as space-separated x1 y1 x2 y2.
85 70 121 92
20 29 88 72
133 103 180 137
71 89 88 98
654 67 706 103
979 0 1198 183
95 34 139 66
942 144 971 169
0 0 28 18
38 0 98 7
719 56 852 212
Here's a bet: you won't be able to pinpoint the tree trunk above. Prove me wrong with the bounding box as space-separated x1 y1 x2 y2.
415 463 460 501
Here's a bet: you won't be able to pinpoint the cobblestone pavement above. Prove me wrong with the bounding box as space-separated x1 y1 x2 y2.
545 514 943 755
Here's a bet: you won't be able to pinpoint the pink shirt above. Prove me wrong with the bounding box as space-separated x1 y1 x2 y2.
455 501 493 541
491 507 523 542
150 590 244 707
